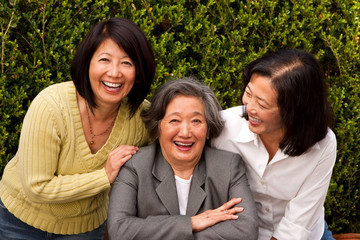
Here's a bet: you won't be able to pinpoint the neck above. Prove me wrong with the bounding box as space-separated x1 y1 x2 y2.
90 102 120 120
170 161 199 180
260 132 283 163
77 93 120 120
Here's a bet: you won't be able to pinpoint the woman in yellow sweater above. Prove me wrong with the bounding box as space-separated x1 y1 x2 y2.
0 17 155 239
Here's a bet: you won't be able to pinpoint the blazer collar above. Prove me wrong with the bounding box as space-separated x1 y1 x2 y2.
186 152 206 215
152 144 179 215
152 143 207 216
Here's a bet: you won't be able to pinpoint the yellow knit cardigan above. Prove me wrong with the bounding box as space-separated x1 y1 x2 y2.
0 81 151 234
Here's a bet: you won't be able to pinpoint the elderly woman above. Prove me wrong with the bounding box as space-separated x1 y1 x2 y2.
107 77 258 240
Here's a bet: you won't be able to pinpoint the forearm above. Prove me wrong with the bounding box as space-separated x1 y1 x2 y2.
194 216 258 240
22 168 110 203
18 96 111 203
108 215 193 240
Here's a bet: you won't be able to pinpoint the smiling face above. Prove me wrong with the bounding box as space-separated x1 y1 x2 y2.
158 95 208 169
242 73 285 141
89 38 136 107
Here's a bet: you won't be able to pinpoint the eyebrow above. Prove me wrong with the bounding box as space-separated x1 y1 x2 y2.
96 52 130 59
166 111 205 117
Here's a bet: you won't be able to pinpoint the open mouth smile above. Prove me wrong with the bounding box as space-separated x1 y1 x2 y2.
249 116 262 123
174 141 194 147
103 81 123 89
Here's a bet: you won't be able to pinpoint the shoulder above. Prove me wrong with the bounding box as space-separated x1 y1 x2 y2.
38 81 73 98
204 145 240 158
317 127 337 151
325 128 336 142
140 99 151 109
203 146 243 168
132 99 150 116
124 142 157 170
212 106 250 147
220 105 245 118
202 146 246 184
33 81 74 110
26 82 74 119
220 106 247 129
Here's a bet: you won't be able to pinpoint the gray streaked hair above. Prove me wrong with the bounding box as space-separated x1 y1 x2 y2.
141 76 224 140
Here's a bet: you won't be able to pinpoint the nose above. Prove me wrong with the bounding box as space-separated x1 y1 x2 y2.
178 122 191 138
244 98 257 114
107 63 122 78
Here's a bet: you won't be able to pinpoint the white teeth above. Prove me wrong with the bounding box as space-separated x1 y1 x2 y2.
175 142 193 146
103 81 122 88
249 116 262 123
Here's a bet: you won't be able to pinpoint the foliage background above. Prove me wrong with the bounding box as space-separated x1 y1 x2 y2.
1 0 359 234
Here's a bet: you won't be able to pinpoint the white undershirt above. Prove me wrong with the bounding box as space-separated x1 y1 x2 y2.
175 175 193 215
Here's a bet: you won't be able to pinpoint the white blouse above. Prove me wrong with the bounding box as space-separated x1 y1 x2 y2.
212 106 337 240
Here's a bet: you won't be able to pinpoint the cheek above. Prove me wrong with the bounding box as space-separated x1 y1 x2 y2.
125 81 135 93
269 113 283 126
126 69 136 81
242 94 248 105
159 124 177 140
195 127 208 141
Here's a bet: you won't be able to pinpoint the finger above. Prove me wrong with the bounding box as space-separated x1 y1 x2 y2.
108 146 139 159
226 207 244 215
210 210 239 221
113 153 133 168
110 145 138 154
219 198 242 211
115 145 139 151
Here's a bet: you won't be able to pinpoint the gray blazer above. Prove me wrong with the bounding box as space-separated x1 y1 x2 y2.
108 142 258 240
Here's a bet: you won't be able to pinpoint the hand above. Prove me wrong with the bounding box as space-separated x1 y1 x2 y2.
105 145 139 184
191 198 244 232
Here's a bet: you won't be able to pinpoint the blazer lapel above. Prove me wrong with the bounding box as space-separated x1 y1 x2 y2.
153 147 180 215
186 157 206 216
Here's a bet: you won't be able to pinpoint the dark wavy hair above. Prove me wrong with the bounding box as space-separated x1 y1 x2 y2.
242 49 332 156
141 77 224 140
71 17 156 117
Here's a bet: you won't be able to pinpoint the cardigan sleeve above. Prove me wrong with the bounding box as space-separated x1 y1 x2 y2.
18 94 110 204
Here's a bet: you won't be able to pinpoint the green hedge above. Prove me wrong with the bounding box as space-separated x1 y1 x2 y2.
1 0 359 233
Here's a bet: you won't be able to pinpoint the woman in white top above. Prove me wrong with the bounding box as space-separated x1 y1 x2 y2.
212 49 337 240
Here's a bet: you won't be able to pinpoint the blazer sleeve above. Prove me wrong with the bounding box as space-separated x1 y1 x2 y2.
107 160 194 240
194 153 259 240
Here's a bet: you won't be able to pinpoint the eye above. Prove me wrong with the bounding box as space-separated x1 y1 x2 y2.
258 102 269 110
258 104 266 109
122 60 133 66
99 57 109 62
192 119 202 123
169 119 180 123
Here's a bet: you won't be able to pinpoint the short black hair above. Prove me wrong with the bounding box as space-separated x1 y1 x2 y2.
242 49 332 156
71 17 156 117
